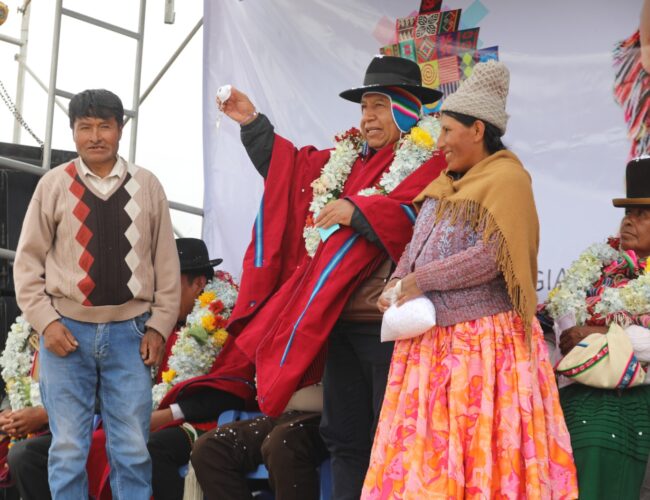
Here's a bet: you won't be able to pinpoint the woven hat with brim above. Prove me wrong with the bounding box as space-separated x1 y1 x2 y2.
176 238 222 273
613 157 650 207
339 55 442 104
441 60 510 135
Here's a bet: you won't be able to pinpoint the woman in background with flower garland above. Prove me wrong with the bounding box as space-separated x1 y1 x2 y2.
539 157 650 500
363 61 578 499
215 55 446 499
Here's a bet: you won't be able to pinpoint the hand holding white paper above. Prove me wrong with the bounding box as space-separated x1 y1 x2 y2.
217 84 232 104
215 84 232 129
380 280 436 342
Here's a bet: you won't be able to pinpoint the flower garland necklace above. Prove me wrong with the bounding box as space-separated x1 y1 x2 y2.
546 237 650 326
302 115 441 257
152 270 239 409
0 316 41 410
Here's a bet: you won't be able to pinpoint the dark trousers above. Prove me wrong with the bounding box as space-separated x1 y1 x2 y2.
7 429 191 500
191 411 328 500
319 323 393 500
641 458 650 500
7 433 51 500
7 424 216 500
149 426 193 500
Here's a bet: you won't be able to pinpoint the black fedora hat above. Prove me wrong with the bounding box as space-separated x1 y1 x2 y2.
612 157 650 207
176 238 223 273
339 55 442 104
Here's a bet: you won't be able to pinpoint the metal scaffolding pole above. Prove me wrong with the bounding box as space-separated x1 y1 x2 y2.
0 155 49 176
12 1 32 143
139 18 202 107
0 249 16 261
0 155 203 215
0 33 21 46
17 58 68 114
42 0 63 170
42 1 147 168
129 0 147 163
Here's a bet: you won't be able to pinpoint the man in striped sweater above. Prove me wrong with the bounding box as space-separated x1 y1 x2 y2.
13 89 180 499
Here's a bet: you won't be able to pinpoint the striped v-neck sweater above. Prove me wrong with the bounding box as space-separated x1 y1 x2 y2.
14 157 180 337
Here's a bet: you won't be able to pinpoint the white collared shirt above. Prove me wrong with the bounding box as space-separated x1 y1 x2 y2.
78 156 126 195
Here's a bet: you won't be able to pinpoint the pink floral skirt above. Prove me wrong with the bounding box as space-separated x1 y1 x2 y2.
362 310 578 499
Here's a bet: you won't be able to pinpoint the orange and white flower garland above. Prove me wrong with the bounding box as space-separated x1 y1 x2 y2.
152 270 239 409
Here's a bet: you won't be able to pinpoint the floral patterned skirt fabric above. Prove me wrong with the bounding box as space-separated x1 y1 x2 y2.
362 310 578 499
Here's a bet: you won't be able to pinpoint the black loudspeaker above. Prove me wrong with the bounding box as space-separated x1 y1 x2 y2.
0 142 77 294
0 170 39 293
0 141 77 168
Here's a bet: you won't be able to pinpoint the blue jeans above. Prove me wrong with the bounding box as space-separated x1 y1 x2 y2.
39 314 153 500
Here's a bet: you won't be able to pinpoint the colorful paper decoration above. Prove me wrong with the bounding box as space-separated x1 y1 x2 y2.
458 51 476 80
419 61 440 89
440 81 460 98
419 0 443 13
439 9 461 34
399 39 417 61
436 28 481 57
415 35 437 63
397 16 416 42
477 45 499 62
458 28 480 51
380 44 401 57
459 0 489 30
415 12 440 38
377 1 498 105
438 56 460 84
435 32 456 58
374 15 398 46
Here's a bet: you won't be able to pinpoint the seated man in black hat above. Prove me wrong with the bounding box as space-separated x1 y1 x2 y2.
207 55 446 499
5 238 255 500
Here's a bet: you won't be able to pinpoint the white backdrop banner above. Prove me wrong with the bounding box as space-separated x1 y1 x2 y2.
202 0 641 300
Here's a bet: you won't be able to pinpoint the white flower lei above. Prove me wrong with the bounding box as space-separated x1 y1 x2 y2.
0 316 42 410
546 239 650 325
303 115 441 257
152 271 239 409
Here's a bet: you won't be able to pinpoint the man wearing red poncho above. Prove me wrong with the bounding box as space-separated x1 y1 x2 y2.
192 56 447 499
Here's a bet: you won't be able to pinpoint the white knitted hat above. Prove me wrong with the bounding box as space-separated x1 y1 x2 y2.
441 60 510 135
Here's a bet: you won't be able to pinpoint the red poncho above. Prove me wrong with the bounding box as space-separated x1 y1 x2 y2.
229 133 446 416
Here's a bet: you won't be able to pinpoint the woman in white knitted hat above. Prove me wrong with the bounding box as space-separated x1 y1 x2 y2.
362 61 578 499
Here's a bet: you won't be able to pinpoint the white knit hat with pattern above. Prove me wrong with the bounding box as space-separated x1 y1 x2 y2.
441 60 510 135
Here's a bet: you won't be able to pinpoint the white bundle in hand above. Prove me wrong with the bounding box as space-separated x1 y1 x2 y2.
380 280 436 342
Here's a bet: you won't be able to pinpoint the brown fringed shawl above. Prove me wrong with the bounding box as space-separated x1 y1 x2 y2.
413 150 539 336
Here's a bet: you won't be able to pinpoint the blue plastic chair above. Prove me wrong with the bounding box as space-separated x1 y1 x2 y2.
319 457 332 500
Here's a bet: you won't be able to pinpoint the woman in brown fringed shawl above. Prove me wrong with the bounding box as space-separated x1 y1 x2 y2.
362 61 578 499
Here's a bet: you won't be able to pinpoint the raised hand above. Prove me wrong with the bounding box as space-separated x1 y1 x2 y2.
216 86 258 125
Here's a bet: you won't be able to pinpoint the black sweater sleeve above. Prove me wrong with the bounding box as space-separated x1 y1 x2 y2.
176 388 245 422
240 113 275 178
349 205 384 250
241 113 383 249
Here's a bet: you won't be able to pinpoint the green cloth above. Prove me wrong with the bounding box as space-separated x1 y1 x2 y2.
560 384 650 499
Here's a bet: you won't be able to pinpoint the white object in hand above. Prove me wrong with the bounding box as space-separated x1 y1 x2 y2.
216 84 232 104
380 281 436 342
215 84 232 130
